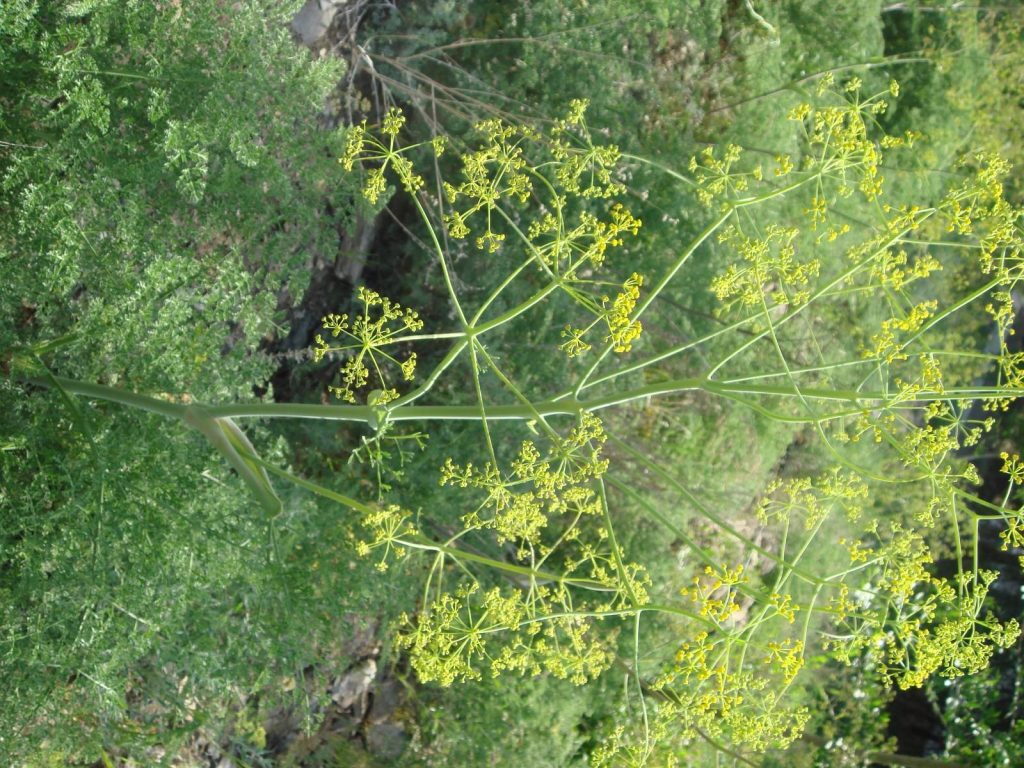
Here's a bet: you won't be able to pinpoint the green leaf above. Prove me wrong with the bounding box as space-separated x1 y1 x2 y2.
183 405 282 516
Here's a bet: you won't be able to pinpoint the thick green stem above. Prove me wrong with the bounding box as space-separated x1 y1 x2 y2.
29 374 1024 426
23 376 187 419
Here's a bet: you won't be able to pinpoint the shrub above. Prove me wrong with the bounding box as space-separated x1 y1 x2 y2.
16 72 1024 765
1 0 364 761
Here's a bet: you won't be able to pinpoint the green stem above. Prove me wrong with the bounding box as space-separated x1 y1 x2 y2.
604 433 825 585
397 536 616 592
471 280 562 336
32 374 1022 426
409 193 468 326
24 376 186 419
573 206 733 397
391 338 469 408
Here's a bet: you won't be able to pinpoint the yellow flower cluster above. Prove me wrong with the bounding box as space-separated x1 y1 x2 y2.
439 412 611 548
757 468 868 528
337 107 425 205
550 99 625 199
313 286 423 403
765 639 805 683
867 299 938 363
711 224 820 312
396 582 615 687
354 504 418 572
688 143 754 206
393 413 653 691
869 246 942 293
560 271 646 357
684 564 747 624
652 648 809 752
604 272 644 352
538 203 643 273
441 118 533 251
827 525 1022 691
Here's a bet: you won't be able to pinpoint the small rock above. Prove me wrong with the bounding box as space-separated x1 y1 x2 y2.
329 657 376 711
365 721 409 761
290 0 340 46
367 678 402 723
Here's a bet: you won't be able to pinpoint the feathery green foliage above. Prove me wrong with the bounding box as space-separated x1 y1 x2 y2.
18 76 1024 763
0 0 363 761
6 2 1024 766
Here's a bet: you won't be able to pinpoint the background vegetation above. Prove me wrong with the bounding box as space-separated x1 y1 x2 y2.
3 1 1023 766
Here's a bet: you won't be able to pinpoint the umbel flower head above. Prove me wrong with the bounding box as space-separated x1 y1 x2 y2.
313 286 422 403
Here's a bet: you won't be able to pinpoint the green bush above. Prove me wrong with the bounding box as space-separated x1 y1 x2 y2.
1 0 351 396
19 75 1024 765
0 0 368 761
6 3 1024 765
